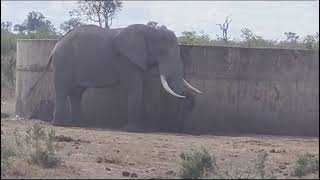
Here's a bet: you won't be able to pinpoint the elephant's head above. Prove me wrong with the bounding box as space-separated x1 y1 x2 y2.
113 24 202 98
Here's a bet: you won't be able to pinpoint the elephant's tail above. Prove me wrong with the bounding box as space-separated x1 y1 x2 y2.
25 54 54 99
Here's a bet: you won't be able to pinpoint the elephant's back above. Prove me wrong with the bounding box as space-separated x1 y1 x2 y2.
62 25 120 41
53 25 121 87
56 25 112 54
55 25 120 56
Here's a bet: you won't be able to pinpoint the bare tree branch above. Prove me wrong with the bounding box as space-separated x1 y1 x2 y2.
216 16 232 44
71 0 122 29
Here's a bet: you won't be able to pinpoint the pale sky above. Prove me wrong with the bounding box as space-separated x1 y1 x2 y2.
1 1 319 41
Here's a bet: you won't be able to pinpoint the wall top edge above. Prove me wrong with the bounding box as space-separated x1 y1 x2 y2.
179 44 319 52
17 39 59 41
16 39 318 52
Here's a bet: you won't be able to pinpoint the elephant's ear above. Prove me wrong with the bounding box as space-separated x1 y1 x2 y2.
113 28 147 71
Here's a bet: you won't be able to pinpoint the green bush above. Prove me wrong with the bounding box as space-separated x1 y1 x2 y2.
179 147 217 179
252 151 268 178
292 153 319 177
178 148 274 179
14 123 62 168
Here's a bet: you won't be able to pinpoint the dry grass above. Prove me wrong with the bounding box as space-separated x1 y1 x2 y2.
4 159 39 178
1 134 16 177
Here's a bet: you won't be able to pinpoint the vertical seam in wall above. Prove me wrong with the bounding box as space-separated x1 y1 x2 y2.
236 47 240 113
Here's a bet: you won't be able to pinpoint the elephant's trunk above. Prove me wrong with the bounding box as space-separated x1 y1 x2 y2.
160 75 186 98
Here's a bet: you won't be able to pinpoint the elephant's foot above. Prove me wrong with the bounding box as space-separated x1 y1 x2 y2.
124 124 144 133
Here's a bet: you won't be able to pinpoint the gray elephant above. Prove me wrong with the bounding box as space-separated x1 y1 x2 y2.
33 24 202 132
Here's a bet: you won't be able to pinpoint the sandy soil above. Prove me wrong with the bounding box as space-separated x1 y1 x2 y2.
1 98 319 179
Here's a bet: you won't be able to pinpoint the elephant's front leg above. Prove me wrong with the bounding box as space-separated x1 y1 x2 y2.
124 70 144 132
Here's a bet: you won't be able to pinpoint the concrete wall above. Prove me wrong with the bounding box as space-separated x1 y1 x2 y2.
180 45 319 136
15 40 319 136
16 40 57 120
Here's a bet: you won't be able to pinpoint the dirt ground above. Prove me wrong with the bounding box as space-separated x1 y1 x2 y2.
1 98 319 179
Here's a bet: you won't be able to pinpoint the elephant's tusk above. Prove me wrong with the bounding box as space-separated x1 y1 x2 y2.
182 78 203 94
160 75 186 98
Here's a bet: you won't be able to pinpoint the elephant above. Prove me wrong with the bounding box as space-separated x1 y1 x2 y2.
31 24 202 132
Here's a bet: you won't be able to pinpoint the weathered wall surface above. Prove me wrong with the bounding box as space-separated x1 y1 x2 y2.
15 40 319 136
16 40 57 120
180 45 319 136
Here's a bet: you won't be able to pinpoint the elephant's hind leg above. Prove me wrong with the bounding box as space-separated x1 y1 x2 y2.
69 87 85 125
52 61 72 126
52 91 69 126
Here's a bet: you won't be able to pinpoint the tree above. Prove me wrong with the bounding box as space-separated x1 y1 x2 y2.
284 32 299 43
70 0 123 29
303 35 315 49
178 31 211 46
302 33 319 49
146 21 158 28
314 32 319 49
1 21 12 32
13 11 57 38
60 17 84 34
198 30 211 43
13 24 26 34
24 11 46 33
240 28 255 47
146 21 167 29
216 16 232 44
178 31 197 45
250 35 277 48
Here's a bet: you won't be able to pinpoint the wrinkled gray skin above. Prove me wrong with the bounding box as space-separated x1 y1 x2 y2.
50 24 193 132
